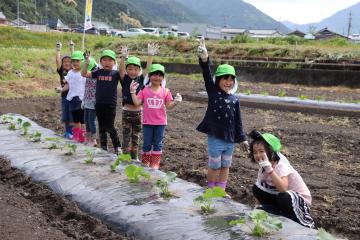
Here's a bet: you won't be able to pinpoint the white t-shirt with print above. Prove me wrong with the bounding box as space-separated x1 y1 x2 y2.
65 70 86 101
256 153 312 204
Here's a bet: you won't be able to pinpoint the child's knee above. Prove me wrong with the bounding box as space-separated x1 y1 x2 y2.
208 155 221 169
221 154 233 168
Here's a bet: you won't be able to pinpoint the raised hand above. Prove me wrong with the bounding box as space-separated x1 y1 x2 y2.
130 80 139 93
148 43 160 56
56 41 62 52
239 140 249 153
84 50 91 64
121 46 129 58
68 39 74 52
198 37 208 61
174 93 182 104
258 153 273 174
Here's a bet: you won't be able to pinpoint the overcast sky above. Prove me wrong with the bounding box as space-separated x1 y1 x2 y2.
242 0 360 24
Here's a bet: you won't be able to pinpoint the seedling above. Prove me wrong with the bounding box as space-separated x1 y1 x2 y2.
1 114 13 124
17 118 23 126
110 153 131 172
124 164 151 183
64 143 77 155
8 122 16 131
244 90 252 95
84 148 95 164
278 89 286 97
48 143 59 150
30 131 42 142
229 209 282 237
45 137 62 143
22 122 31 135
298 94 308 100
316 228 336 240
194 187 227 214
315 96 324 101
260 91 269 96
155 171 177 199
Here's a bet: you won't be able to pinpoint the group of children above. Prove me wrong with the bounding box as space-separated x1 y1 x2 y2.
56 39 315 228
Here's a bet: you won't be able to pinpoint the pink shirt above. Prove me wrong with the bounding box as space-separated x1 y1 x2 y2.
137 86 173 125
256 153 312 204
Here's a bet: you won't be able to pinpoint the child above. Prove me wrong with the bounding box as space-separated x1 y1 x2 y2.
197 38 249 191
119 43 159 161
55 40 74 139
62 50 86 142
82 50 122 154
130 64 182 169
248 129 315 229
81 57 98 146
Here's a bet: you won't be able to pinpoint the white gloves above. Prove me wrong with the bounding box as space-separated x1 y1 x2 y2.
121 46 129 58
258 154 273 174
68 40 74 53
130 80 139 93
148 43 160 56
84 50 90 64
56 41 62 52
55 86 63 93
240 140 249 153
198 38 208 62
174 93 182 104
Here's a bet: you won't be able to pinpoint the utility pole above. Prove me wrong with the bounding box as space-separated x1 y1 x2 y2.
17 0 20 26
221 14 229 28
347 11 352 37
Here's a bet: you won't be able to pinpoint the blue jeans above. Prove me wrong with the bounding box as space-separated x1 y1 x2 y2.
84 108 97 134
61 96 73 123
207 135 234 169
142 125 165 153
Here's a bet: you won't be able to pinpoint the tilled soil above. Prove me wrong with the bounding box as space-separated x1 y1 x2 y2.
0 77 359 239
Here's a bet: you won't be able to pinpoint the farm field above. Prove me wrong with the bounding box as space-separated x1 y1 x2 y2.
0 76 359 239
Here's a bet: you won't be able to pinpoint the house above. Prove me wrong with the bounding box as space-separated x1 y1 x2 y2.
9 17 29 27
287 29 305 38
247 29 283 38
92 21 111 35
315 27 349 40
0 12 8 25
178 23 221 40
221 28 247 40
46 18 69 31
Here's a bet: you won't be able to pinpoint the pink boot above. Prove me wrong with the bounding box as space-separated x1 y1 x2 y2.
72 128 80 142
78 129 85 143
141 152 151 167
150 151 162 170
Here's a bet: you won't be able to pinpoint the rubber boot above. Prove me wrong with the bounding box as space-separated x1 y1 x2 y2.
150 151 161 170
78 129 85 143
141 152 151 167
72 128 80 142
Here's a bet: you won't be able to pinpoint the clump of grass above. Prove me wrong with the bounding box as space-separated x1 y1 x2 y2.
298 94 309 100
278 89 286 97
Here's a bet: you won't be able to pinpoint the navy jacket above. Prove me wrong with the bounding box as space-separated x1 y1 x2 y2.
91 69 120 107
196 59 246 143
120 74 144 106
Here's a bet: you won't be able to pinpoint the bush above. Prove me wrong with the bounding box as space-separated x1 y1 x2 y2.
231 34 254 44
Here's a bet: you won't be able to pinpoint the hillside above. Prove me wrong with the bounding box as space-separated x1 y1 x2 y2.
283 2 360 35
172 0 289 33
0 0 203 29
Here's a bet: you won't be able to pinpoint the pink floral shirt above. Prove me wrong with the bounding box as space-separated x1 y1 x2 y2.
137 86 173 125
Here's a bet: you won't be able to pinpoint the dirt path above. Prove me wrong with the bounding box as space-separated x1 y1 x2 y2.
0 77 359 239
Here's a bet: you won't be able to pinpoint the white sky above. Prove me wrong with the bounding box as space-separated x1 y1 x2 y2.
242 0 360 24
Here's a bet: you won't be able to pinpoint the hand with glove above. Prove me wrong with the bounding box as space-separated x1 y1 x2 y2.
121 46 129 59
84 50 91 64
68 39 74 53
55 86 63 93
240 140 249 153
56 41 62 52
198 37 208 62
148 43 160 56
258 153 274 174
174 93 182 105
130 80 139 94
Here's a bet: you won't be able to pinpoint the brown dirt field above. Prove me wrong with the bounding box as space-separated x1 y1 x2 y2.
0 77 359 239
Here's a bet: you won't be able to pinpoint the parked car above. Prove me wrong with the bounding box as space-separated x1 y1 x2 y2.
142 27 160 37
178 32 190 39
160 30 178 38
72 27 100 35
116 28 147 38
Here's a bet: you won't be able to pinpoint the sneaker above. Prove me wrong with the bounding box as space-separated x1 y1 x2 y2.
64 132 73 139
114 147 123 155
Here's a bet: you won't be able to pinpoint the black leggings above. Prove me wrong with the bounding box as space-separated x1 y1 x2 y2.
71 109 84 124
252 184 299 223
95 104 121 150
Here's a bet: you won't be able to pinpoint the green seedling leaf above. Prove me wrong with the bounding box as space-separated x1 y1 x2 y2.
298 94 308 100
8 123 16 131
1 115 14 124
45 137 62 143
253 224 266 237
260 91 269 96
229 217 246 225
30 131 42 142
17 118 23 126
317 228 336 240
278 89 286 97
65 143 77 155
84 148 95 164
203 186 227 199
194 187 226 214
110 154 132 172
22 122 31 135
124 164 150 183
48 143 59 150
244 90 252 95
250 209 268 223
155 171 177 199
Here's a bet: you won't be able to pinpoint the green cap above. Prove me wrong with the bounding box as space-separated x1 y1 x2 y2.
261 133 282 152
215 64 236 77
81 57 97 71
149 64 165 75
71 50 84 60
126 56 141 68
100 49 116 61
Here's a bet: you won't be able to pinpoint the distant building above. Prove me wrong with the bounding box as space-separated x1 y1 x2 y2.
304 33 316 40
9 17 29 27
287 30 305 38
247 29 283 38
221 28 247 40
0 12 8 25
178 23 221 40
46 18 69 31
92 21 110 34
315 27 349 40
